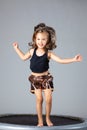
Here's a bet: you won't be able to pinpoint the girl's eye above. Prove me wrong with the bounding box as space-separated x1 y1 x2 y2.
37 38 40 40
42 39 46 41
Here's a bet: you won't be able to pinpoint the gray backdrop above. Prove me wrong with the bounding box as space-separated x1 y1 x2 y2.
0 0 87 118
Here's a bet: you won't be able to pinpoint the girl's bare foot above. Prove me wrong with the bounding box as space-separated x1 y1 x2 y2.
46 119 53 126
37 120 43 127
37 123 43 127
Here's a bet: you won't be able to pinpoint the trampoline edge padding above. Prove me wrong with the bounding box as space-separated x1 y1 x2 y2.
0 114 87 130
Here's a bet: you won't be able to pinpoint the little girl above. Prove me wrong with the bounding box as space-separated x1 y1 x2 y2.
13 23 82 127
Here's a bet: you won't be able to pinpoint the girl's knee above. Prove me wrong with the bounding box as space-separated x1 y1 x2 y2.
45 95 52 104
35 93 43 103
44 89 52 103
37 96 43 103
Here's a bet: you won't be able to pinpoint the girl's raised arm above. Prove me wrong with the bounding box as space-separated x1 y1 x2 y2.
13 42 31 61
49 52 82 64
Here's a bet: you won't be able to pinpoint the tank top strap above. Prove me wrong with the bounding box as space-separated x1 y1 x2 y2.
33 48 37 56
46 50 49 59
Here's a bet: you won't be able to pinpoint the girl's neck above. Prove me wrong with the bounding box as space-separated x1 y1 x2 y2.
36 48 46 56
37 48 45 52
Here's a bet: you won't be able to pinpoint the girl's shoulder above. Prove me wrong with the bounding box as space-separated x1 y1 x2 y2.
29 48 35 57
48 51 52 59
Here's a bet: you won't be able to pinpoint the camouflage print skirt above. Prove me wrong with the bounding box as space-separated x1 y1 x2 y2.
28 73 54 94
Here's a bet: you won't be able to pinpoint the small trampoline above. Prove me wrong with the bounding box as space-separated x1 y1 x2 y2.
0 114 87 130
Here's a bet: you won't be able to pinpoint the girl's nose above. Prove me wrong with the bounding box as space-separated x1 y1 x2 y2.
40 40 43 43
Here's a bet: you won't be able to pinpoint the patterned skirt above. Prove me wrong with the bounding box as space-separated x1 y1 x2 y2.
28 73 54 94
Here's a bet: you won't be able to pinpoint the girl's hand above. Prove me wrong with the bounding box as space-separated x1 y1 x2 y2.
13 42 19 49
74 54 82 62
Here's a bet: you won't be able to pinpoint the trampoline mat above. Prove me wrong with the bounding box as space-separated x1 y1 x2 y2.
0 114 84 126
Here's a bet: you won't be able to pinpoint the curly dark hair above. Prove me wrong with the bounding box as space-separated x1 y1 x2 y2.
28 23 57 51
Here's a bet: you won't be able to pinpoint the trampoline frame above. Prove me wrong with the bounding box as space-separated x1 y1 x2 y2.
0 114 87 130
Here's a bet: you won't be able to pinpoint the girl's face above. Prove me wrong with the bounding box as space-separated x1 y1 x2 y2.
35 32 49 49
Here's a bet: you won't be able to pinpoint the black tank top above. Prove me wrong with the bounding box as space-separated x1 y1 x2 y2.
30 49 49 73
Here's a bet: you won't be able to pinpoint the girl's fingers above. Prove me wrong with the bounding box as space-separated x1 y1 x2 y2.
76 55 82 61
13 42 18 47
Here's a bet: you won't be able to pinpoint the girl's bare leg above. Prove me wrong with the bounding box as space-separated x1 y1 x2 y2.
35 89 43 127
44 89 53 126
